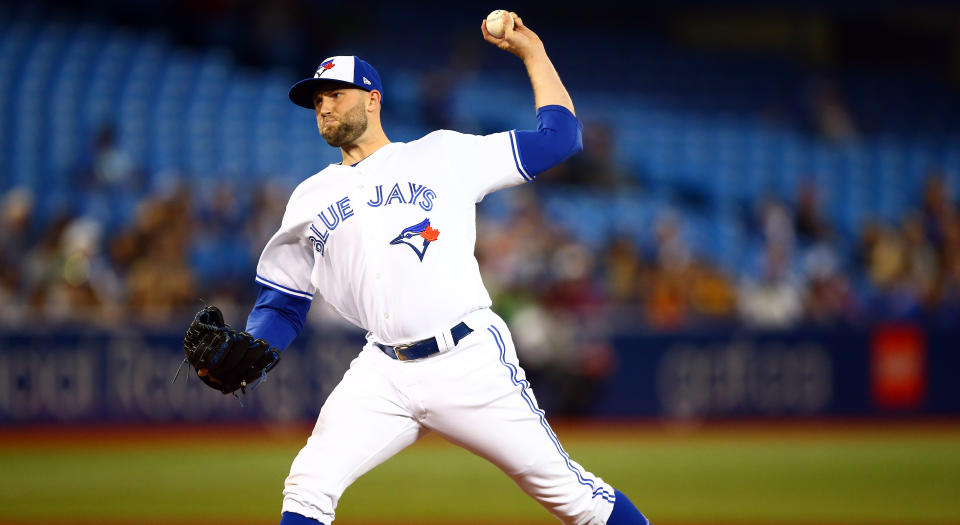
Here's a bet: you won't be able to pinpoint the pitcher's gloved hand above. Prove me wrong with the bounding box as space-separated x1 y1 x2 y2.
182 306 280 395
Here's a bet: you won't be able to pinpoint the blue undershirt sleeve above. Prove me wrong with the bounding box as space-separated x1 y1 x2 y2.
513 104 583 178
245 285 311 351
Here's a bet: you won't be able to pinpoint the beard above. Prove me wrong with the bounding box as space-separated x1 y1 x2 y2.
320 102 368 147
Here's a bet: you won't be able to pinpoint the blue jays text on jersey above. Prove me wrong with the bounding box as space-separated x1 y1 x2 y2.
307 181 437 256
366 182 436 210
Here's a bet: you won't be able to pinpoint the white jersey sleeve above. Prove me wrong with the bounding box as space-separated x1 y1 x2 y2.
255 201 317 301
435 130 531 202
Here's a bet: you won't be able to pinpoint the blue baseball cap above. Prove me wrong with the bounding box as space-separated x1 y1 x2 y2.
288 56 383 109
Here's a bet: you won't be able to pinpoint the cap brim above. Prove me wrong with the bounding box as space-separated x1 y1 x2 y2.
288 78 372 109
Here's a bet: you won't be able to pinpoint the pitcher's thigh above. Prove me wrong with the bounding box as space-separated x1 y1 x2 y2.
283 351 424 524
426 324 616 525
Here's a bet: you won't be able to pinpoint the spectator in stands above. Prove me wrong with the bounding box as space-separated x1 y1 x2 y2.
802 242 856 324
861 220 929 320
805 77 858 143
902 214 940 312
738 241 805 329
70 123 144 231
739 201 804 328
123 188 197 324
865 224 902 286
644 212 693 329
22 214 73 320
126 233 195 323
0 188 35 323
602 235 646 312
921 173 955 251
40 218 123 324
911 173 960 320
542 242 604 318
790 180 856 323
0 187 34 252
935 231 960 322
687 261 738 324
81 123 139 192
795 179 832 243
5 211 115 324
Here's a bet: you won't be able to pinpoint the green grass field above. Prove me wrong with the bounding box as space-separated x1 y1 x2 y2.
0 422 958 524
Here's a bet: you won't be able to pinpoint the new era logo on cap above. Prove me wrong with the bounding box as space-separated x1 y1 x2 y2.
289 55 384 110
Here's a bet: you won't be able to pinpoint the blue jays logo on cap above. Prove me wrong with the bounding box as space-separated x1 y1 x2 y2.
315 59 336 77
390 218 440 261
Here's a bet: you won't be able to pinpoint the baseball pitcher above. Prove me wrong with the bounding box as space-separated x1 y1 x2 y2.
182 12 650 525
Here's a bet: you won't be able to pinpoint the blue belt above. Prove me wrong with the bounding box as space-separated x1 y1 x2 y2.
376 322 474 361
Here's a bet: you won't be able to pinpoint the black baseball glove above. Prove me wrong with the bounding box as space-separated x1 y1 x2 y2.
180 305 280 395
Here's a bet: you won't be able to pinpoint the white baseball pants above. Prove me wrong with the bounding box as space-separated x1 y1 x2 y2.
281 308 616 525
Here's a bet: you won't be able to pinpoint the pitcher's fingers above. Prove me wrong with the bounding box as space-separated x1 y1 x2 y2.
503 13 515 39
481 20 502 43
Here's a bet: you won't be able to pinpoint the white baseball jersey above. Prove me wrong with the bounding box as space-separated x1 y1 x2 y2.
255 129 532 344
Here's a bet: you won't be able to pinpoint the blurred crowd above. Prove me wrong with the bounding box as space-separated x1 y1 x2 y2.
3 128 960 338
479 141 960 336
4 4 955 344
0 127 288 328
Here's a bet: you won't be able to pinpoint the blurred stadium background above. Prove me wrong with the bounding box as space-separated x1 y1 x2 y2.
1 0 960 524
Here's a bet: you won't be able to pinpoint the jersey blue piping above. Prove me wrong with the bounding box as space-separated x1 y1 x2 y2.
487 324 615 503
255 275 314 300
508 130 533 182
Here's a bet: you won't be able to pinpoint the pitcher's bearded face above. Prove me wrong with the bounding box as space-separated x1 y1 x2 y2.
315 90 369 147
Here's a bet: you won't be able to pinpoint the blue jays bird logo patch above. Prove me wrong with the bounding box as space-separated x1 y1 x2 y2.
315 59 336 77
390 218 439 261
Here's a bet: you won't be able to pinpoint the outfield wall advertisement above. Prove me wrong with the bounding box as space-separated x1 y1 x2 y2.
0 324 956 423
591 324 953 418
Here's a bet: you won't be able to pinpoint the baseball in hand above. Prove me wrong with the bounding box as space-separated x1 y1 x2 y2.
486 9 514 38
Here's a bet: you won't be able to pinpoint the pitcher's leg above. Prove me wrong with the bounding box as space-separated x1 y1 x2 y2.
421 319 638 524
282 348 424 524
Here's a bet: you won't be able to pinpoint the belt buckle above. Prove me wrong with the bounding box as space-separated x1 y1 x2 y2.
392 341 415 361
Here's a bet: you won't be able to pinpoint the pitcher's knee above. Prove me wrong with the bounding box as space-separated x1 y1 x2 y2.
519 474 616 525
565 488 617 525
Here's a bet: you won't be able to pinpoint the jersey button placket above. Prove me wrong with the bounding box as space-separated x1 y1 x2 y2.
359 169 390 333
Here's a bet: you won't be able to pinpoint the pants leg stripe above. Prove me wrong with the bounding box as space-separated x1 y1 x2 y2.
488 325 616 503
